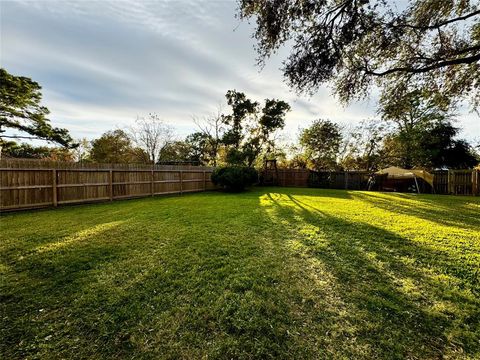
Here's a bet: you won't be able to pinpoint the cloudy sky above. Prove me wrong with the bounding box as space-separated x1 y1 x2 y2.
1 0 478 143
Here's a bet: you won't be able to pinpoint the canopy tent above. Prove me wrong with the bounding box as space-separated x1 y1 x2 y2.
373 166 434 193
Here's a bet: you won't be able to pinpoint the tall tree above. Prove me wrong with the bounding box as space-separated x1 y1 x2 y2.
0 68 76 147
239 1 480 108
193 106 225 166
221 90 290 166
377 90 479 169
185 132 212 164
383 120 479 169
299 119 342 170
129 114 174 164
222 90 259 157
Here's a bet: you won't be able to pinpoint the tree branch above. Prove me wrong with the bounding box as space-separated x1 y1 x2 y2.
365 52 480 76
391 10 480 30
0 135 52 141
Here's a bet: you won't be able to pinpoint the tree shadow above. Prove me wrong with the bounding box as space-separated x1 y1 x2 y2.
1 192 307 359
258 186 354 199
0 219 140 358
260 191 480 358
351 191 480 230
2 190 479 359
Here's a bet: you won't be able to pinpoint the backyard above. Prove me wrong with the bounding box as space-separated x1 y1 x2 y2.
1 187 479 359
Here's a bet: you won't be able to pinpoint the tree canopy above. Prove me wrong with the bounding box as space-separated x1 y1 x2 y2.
239 0 480 108
221 90 290 166
90 130 148 164
299 119 343 170
0 68 76 147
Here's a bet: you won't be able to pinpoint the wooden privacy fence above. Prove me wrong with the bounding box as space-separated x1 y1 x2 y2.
262 168 480 195
263 169 369 190
1 165 216 211
271 169 310 187
433 170 480 195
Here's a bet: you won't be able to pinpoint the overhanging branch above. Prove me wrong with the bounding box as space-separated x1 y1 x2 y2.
391 10 480 30
365 52 480 76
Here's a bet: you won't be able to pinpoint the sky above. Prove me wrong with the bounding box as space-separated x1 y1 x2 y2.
1 0 479 144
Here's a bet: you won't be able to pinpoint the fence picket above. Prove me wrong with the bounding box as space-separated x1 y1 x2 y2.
1 162 215 212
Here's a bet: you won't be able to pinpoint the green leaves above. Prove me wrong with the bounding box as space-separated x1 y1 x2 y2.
239 1 480 110
0 68 75 148
299 119 342 170
222 90 290 166
211 166 258 192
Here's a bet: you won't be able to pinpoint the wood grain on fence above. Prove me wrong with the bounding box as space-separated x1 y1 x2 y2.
277 169 309 187
1 164 215 211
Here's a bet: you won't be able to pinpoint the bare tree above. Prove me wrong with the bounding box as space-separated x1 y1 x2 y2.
72 138 92 163
129 113 174 164
192 105 224 166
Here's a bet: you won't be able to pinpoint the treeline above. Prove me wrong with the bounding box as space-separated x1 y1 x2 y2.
1 68 479 170
1 70 291 168
285 93 479 171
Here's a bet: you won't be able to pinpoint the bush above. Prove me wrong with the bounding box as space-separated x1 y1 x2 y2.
211 166 258 192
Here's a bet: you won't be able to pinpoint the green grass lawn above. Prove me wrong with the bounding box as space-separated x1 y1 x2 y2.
1 188 479 359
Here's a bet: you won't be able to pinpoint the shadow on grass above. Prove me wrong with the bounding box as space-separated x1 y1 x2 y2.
1 189 479 359
1 193 304 359
351 191 480 230
0 219 138 357
259 186 355 199
261 191 479 359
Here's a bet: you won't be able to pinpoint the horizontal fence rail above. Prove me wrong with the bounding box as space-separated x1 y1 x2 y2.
1 164 216 212
262 168 480 196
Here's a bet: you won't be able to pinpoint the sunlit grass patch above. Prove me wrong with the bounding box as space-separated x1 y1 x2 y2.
1 188 479 359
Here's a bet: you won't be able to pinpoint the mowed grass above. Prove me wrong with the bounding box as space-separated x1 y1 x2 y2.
1 188 479 359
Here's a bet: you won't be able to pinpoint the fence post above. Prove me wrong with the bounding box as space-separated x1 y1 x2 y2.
203 170 207 191
448 170 453 194
52 169 57 207
473 170 479 196
109 170 113 201
151 170 154 196
345 171 349 190
179 170 183 195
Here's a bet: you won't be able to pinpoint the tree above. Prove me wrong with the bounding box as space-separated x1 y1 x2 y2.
193 106 225 166
185 132 212 164
90 130 148 164
1 141 74 161
221 90 290 166
377 90 479 169
299 119 343 170
339 119 388 171
222 90 259 158
239 1 480 108
383 120 479 169
0 68 76 147
129 114 174 164
157 140 192 163
72 138 92 163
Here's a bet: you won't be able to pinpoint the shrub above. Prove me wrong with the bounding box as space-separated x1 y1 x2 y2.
211 166 258 192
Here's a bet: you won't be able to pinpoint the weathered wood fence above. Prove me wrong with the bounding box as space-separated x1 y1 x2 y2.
263 168 480 195
433 170 480 195
0 160 215 211
270 169 310 187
